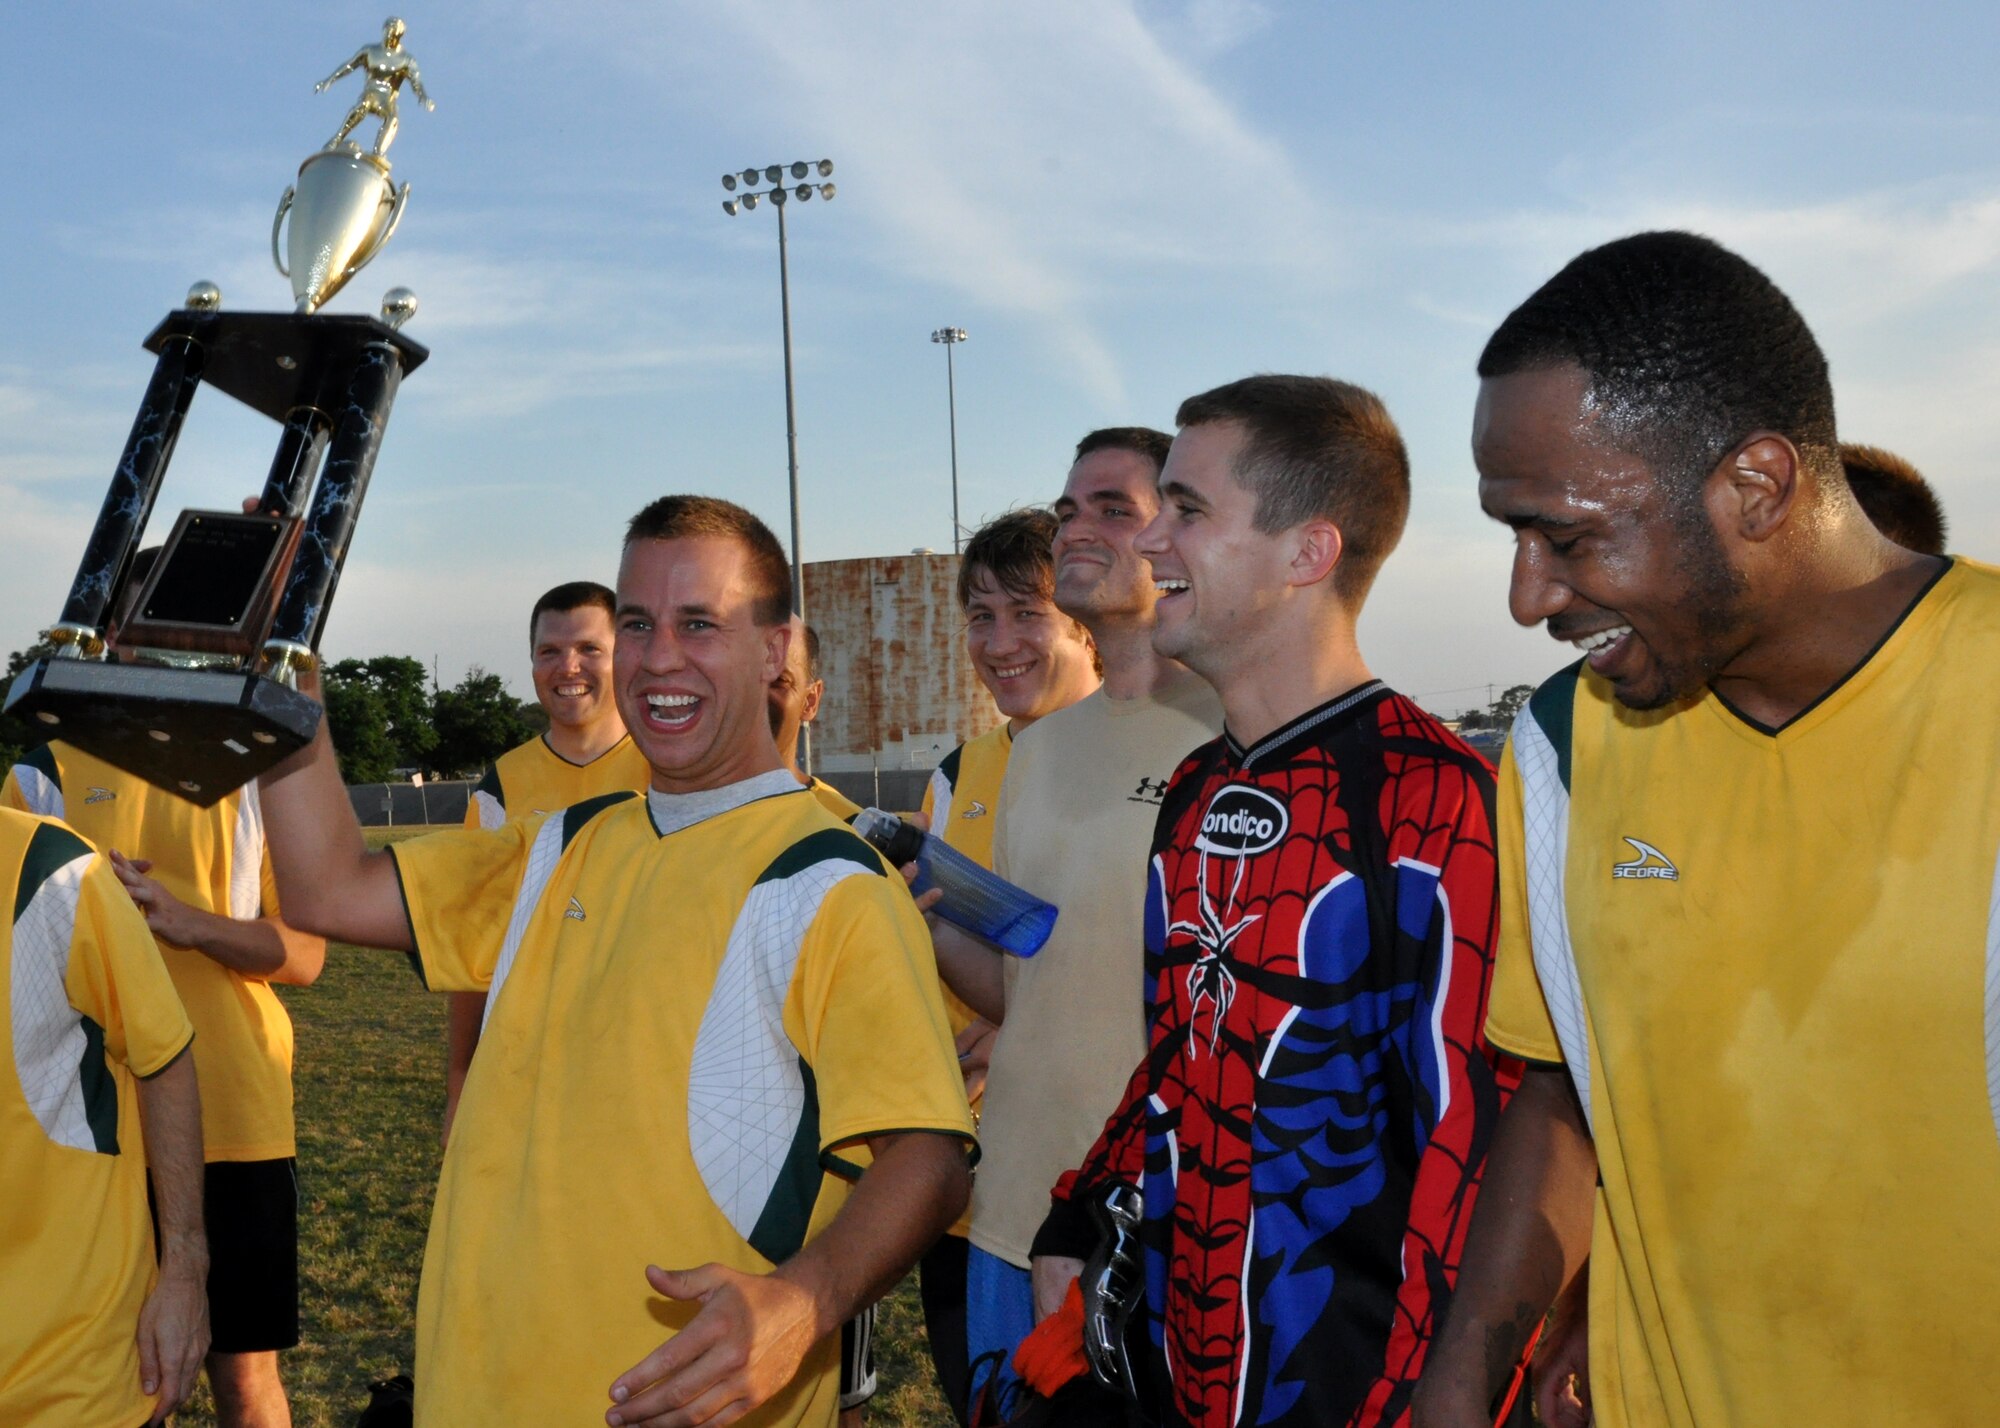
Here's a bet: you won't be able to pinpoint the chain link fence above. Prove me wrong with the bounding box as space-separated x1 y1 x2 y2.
348 779 473 828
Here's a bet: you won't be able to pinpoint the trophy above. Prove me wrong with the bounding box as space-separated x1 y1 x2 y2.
3 21 435 806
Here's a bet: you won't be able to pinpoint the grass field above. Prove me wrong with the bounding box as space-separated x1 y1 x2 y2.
169 827 955 1427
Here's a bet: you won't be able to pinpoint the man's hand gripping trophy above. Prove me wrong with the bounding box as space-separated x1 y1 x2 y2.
315 16 434 159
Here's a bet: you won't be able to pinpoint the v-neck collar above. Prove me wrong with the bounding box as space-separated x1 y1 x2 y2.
645 768 801 837
1709 557 1953 739
1223 680 1386 771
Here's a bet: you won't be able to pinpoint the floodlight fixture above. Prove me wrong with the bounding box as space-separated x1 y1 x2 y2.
706 153 839 765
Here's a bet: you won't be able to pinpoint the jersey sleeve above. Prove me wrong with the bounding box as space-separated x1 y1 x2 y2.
388 819 538 991
3 748 64 819
467 764 506 830
1484 740 1564 1063
52 829 195 1078
924 744 959 829
791 869 976 1172
1361 750 1520 1420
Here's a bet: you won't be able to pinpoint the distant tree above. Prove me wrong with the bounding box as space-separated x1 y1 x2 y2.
432 666 539 777
322 661 400 784
0 643 55 769
1457 683 1536 732
329 655 437 772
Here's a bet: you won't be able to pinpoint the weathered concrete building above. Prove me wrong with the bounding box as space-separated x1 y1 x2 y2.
804 553 999 802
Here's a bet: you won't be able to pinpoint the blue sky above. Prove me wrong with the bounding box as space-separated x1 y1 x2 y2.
7 1 1997 714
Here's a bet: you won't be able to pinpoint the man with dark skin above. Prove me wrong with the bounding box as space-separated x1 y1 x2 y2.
1523 435 1952 1428
1412 232 2000 1428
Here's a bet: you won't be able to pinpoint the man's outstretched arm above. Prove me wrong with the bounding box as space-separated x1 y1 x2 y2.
605 1130 970 1426
314 49 366 91
135 1048 208 1425
1411 1064 1597 1428
257 706 414 951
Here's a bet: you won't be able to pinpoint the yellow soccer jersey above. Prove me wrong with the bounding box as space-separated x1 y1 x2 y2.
392 772 975 1428
922 724 1011 872
465 732 650 829
808 777 862 822
919 726 1013 1237
1487 558 2000 1428
3 743 293 1161
0 808 194 1428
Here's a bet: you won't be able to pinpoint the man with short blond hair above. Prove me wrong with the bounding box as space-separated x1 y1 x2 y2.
915 505 1101 1421
257 494 974 1428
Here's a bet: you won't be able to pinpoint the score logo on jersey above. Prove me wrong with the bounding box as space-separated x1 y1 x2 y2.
1195 786 1289 857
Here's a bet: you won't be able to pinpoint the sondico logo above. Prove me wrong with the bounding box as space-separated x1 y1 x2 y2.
1611 838 1678 881
1195 786 1288 857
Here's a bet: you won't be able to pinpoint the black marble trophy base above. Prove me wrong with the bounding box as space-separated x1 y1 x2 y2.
28 305 425 804
5 659 320 808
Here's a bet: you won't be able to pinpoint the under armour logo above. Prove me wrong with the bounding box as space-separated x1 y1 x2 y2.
565 896 586 921
1130 776 1171 804
1611 838 1678 881
85 786 117 804
961 801 988 819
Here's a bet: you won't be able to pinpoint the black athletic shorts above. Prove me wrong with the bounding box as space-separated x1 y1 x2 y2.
151 1158 301 1355
839 1304 877 1410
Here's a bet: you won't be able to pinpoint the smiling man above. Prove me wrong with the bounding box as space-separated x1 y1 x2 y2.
444 580 649 1141
915 505 1100 1420
1412 232 2000 1428
1030 377 1521 1428
928 430 1222 1419
254 495 974 1428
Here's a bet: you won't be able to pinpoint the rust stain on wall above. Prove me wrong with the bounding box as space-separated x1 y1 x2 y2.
805 554 1000 772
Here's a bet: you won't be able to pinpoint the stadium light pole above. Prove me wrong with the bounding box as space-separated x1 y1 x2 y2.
931 327 967 552
723 159 834 772
721 159 835 625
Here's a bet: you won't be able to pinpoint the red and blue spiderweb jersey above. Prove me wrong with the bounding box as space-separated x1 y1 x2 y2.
1037 683 1521 1427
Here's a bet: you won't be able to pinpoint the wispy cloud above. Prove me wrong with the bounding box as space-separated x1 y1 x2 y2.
527 0 1339 405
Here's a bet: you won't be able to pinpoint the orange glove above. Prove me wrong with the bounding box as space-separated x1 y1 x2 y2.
1011 1278 1090 1398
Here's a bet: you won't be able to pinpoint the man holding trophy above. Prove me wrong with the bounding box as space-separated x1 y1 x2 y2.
254 497 976 1427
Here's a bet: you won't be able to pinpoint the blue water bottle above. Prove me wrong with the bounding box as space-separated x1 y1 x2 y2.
854 807 1058 957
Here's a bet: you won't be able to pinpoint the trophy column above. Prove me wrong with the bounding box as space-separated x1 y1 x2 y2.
51 328 208 654
259 404 332 517
263 337 406 677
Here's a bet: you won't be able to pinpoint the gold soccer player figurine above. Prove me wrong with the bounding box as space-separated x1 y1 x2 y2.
315 17 435 159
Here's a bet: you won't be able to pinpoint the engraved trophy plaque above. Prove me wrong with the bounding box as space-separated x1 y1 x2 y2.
4 21 435 805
